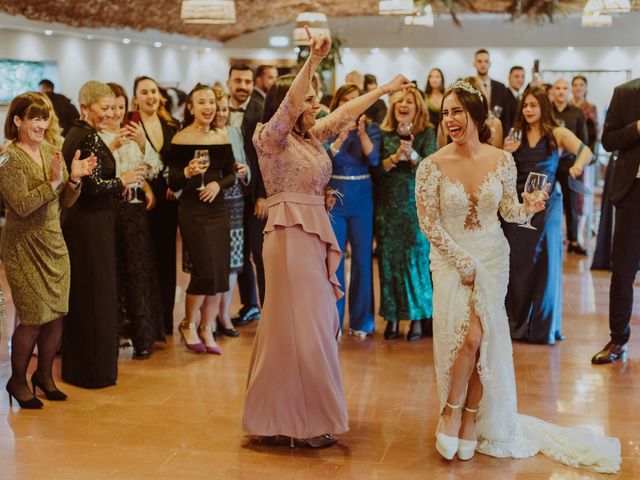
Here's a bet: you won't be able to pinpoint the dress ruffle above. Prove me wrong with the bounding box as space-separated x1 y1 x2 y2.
265 192 343 300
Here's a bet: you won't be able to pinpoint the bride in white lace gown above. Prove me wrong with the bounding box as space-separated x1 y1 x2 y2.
415 80 620 473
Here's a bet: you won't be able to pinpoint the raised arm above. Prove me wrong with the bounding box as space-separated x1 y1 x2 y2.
71 133 124 197
415 158 475 278
498 152 529 223
601 85 640 152
253 30 328 154
311 75 414 143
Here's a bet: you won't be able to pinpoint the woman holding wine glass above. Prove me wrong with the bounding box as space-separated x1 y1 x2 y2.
503 86 593 345
100 82 165 359
415 80 619 471
373 86 436 341
168 84 236 355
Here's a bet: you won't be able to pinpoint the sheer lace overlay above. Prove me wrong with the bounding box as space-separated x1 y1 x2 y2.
415 152 621 473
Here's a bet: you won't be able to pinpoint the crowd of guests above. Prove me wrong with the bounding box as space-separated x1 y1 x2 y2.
0 44 619 415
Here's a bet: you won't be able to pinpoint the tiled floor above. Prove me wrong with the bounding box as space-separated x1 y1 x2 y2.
0 252 638 479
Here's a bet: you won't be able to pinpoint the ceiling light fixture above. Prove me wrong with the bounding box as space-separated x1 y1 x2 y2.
293 11 330 46
379 0 415 15
44 29 53 36
404 3 434 27
181 0 236 24
154 41 163 48
122 38 131 44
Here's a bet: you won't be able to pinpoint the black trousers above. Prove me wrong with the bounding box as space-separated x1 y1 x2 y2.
237 200 266 307
609 179 640 345
556 155 580 243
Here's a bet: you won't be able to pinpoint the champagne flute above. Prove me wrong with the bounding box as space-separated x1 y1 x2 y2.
194 149 210 191
129 160 144 204
518 172 547 230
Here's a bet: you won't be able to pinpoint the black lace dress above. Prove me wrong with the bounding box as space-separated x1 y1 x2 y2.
61 120 122 388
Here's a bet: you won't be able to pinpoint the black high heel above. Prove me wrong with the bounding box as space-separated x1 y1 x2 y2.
6 384 43 409
384 321 399 340
31 374 67 401
407 321 423 341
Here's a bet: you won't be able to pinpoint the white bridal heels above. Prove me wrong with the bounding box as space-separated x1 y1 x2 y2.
436 402 460 460
457 406 479 461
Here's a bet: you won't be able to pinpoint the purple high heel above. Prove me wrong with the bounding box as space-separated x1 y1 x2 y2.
198 326 222 355
178 320 206 354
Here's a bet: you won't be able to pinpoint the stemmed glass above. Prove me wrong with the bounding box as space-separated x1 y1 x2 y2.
194 149 210 191
519 172 547 230
397 122 413 160
492 105 503 119
129 160 144 204
510 129 522 143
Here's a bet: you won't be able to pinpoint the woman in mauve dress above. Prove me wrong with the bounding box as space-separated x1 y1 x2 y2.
242 28 413 448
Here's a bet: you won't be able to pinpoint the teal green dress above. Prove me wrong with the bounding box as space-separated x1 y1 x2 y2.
373 128 436 322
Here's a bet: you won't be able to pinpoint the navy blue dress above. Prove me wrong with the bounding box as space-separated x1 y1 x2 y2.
503 136 564 344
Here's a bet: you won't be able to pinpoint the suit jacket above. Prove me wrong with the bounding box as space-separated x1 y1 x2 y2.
489 79 514 137
47 92 80 136
505 89 519 134
241 91 265 204
601 78 640 204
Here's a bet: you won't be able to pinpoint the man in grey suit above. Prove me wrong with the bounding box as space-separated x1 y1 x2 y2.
592 77 640 364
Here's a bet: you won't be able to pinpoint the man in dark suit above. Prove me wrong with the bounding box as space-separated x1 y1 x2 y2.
227 65 267 326
38 79 79 136
474 49 514 136
506 66 525 129
592 78 640 364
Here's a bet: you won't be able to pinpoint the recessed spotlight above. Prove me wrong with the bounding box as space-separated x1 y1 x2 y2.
269 36 290 47
86 34 94 40
294 47 301 53
44 30 53 36
154 41 162 48
370 47 380 54
122 38 131 45
567 46 575 52
204 47 212 53
403 47 410 53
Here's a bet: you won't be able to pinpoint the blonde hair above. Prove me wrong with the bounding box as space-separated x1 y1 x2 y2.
78 81 114 107
381 87 432 134
35 92 63 149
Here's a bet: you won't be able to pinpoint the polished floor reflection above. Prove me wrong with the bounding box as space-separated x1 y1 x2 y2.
0 252 638 480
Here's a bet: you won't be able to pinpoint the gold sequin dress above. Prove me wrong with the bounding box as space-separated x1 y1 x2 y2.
0 142 80 326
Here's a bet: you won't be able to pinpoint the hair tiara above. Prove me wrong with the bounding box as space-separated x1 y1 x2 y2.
450 80 483 100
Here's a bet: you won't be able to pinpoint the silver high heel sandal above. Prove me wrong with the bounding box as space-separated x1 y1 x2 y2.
457 405 479 461
436 401 460 460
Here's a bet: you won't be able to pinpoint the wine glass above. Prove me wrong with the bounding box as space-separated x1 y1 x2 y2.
397 122 413 160
492 105 503 119
510 129 522 143
194 149 210 191
129 160 144 204
518 172 547 230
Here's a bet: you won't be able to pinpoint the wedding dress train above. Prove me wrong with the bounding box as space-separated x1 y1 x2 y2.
415 152 620 473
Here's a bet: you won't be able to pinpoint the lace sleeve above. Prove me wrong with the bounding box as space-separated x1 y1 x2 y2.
415 158 474 277
253 54 323 155
498 152 527 224
309 103 357 143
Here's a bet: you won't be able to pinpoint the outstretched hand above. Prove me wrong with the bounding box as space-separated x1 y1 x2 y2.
305 25 331 57
381 75 415 95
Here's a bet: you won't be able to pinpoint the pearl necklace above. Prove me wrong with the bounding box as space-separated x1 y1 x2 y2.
196 124 211 133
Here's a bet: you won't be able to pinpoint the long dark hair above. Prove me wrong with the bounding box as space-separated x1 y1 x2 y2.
133 75 177 127
262 74 295 124
514 86 558 153
441 82 491 144
182 83 216 130
425 68 445 96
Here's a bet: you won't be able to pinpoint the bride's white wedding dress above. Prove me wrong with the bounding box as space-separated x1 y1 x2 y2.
415 151 621 473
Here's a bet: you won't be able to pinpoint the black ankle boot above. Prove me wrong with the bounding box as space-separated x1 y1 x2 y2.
407 321 423 341
384 321 399 340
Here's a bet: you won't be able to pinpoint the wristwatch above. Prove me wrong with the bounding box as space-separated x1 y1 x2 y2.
409 150 419 162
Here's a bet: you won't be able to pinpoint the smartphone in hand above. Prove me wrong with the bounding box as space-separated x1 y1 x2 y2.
125 110 141 126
